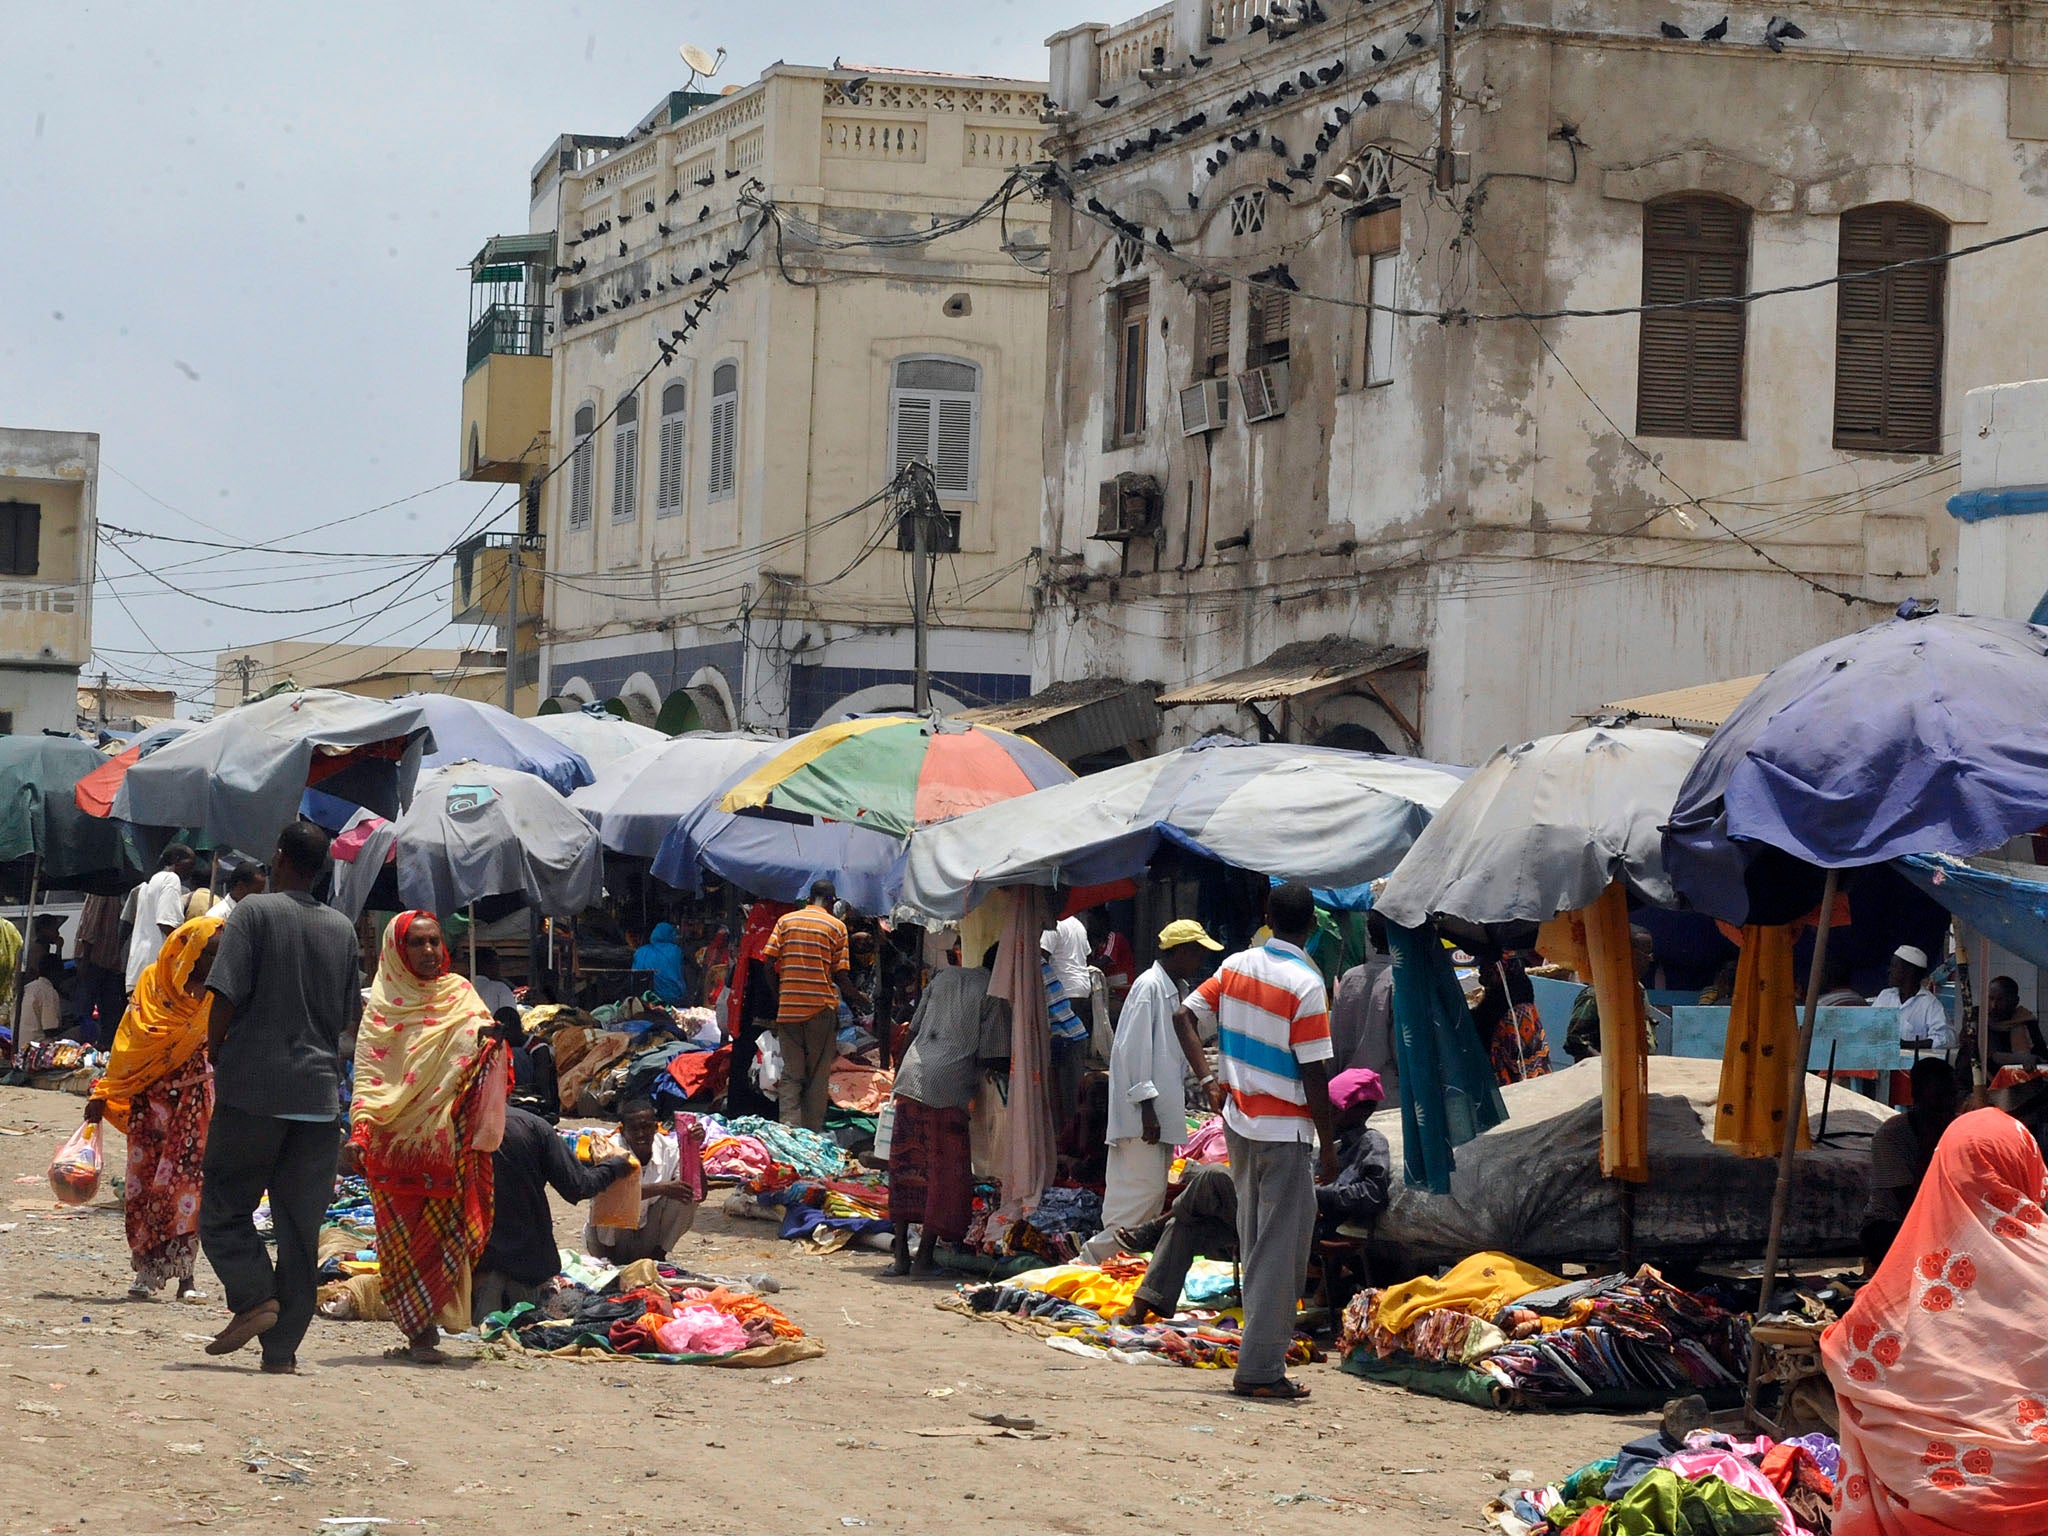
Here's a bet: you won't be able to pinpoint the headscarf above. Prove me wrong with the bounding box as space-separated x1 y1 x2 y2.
349 911 499 1191
88 915 223 1134
633 920 688 1006
1823 1108 2048 1534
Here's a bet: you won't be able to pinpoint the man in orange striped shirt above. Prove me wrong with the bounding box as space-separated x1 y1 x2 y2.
764 879 868 1130
1176 881 1336 1401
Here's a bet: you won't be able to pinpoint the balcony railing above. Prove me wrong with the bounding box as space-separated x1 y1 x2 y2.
466 303 549 373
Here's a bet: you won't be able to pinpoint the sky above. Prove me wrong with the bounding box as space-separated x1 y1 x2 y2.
2 1 1067 714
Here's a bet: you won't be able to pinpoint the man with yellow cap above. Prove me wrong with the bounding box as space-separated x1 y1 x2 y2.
1079 919 1223 1264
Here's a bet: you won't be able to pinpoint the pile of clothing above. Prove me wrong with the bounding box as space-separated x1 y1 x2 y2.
1490 1428 1840 1536
1341 1255 1750 1410
481 1257 820 1366
960 1184 1105 1263
8 1039 99 1075
696 1114 854 1192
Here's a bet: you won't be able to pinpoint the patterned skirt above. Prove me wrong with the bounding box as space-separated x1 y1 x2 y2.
125 1055 212 1288
887 1097 973 1243
369 1151 495 1338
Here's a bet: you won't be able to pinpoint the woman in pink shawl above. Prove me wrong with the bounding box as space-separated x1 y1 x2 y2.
1821 1107 2048 1534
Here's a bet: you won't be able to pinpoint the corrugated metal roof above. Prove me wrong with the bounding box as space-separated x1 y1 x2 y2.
1601 674 1765 730
1157 640 1425 707
953 679 1160 764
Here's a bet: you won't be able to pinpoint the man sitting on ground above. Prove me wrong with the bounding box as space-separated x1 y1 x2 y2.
1860 1057 1960 1269
584 1099 698 1265
475 1104 632 1323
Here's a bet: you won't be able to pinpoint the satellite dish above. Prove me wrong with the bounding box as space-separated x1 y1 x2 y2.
679 42 726 89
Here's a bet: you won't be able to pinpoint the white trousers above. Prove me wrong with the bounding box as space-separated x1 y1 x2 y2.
1080 1139 1173 1264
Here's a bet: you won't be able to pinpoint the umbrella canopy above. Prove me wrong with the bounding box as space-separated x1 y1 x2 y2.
902 736 1467 921
1376 728 1705 933
111 690 431 859
652 783 911 914
73 719 193 819
1666 611 2048 924
0 736 128 883
718 716 1075 841
525 711 666 774
569 733 781 857
395 764 602 919
405 694 595 796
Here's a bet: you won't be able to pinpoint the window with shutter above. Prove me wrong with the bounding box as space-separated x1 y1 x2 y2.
1635 195 1748 439
0 502 40 576
656 381 686 517
1833 204 1947 454
611 392 639 522
1248 287 1291 367
709 363 738 501
568 404 596 529
888 356 981 500
1198 285 1232 379
1110 284 1150 445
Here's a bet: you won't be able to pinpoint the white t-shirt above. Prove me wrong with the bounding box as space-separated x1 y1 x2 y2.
207 894 238 920
472 975 517 1015
1874 986 1955 1050
1041 917 1092 1008
587 1129 682 1243
125 870 188 991
17 978 60 1051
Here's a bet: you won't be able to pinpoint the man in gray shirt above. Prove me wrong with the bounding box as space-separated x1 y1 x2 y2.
197 821 362 1373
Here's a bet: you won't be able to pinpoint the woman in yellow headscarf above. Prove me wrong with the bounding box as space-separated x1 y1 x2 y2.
85 914 223 1300
348 911 504 1364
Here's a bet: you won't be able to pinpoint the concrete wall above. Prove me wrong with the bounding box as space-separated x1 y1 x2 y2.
211 642 478 714
1039 0 2048 762
1953 377 2048 620
0 428 97 735
532 65 1049 730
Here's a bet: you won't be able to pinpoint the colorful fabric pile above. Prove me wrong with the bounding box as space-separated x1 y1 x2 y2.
1342 1256 1750 1410
959 1183 1105 1263
9 1039 99 1074
482 1260 820 1367
696 1114 854 1193
1489 1429 1841 1536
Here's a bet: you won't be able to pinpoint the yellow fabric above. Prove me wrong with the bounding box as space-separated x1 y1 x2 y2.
958 891 1010 984
88 915 223 1136
716 715 901 813
1372 1251 1563 1334
0 919 19 1027
1005 1264 1146 1317
1581 880 1651 1182
1535 913 1591 976
349 914 496 1174
1713 925 1811 1158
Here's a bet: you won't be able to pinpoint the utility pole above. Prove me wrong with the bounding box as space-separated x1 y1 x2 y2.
503 535 521 715
905 461 940 715
96 671 108 727
1436 0 1457 190
230 654 257 703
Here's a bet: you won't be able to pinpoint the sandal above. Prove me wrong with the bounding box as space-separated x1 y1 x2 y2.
205 1300 280 1356
1232 1377 1311 1401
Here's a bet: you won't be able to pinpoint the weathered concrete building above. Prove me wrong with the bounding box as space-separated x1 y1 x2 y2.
1038 0 2048 764
0 429 97 737
463 63 1051 731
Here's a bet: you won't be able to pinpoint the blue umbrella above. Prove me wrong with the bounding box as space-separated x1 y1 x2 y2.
1666 610 2048 925
652 783 909 916
403 694 595 797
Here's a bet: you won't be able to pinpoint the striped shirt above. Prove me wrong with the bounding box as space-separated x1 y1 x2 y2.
764 905 849 1024
1042 959 1088 1043
1185 939 1333 1143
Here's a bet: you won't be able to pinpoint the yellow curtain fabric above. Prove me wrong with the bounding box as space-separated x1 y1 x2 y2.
1713 924 1810 1158
1582 880 1651 1182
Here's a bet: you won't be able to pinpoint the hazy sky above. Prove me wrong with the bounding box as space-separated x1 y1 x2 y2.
2 2 1065 712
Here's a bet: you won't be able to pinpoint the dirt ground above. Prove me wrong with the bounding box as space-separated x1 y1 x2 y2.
0 1084 1645 1536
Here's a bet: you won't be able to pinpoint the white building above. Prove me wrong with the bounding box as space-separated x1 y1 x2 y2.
1035 0 2048 764
0 428 98 737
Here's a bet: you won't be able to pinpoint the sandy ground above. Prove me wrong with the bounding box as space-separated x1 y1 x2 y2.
0 1083 1645 1536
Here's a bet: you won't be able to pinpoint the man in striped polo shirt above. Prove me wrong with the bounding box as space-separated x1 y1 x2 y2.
1176 881 1337 1401
764 879 868 1131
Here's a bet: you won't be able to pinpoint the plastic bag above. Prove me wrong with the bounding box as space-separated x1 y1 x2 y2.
49 1122 103 1206
469 1048 509 1153
581 1129 643 1230
751 1033 783 1094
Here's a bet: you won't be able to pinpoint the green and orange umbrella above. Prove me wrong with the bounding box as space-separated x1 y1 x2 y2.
716 716 1073 840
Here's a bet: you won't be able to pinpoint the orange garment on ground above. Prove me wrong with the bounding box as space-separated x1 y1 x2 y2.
1822 1108 2048 1535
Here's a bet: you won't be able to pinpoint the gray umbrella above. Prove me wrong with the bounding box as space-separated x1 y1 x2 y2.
113 690 430 857
395 764 603 919
1375 727 1705 931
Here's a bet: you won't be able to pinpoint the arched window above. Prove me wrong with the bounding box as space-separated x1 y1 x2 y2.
567 403 596 528
708 362 738 501
888 356 981 499
610 391 639 522
656 379 687 517
1636 195 1749 438
1834 204 1947 453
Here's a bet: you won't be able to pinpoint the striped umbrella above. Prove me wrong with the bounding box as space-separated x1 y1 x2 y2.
716 716 1074 840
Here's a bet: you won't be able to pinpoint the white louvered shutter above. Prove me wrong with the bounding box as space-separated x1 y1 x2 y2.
934 395 976 498
611 419 638 522
656 381 686 517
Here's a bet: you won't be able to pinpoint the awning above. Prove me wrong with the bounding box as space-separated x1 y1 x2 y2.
952 678 1160 764
1156 639 1424 707
1600 674 1765 731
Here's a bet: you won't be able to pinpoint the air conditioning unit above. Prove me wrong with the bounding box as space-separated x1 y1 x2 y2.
1093 473 1163 541
1178 379 1229 436
1237 361 1291 423
894 510 963 553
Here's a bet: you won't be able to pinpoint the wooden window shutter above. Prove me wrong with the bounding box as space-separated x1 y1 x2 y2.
1833 205 1947 453
1635 196 1748 438
1249 287 1291 365
569 404 596 527
1200 285 1232 377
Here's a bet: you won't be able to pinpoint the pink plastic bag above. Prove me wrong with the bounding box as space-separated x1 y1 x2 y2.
48 1122 102 1206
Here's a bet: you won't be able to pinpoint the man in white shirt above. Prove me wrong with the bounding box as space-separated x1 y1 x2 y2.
585 1099 697 1264
125 843 197 995
207 861 268 921
1080 920 1223 1263
468 949 518 1016
1872 943 1954 1050
1042 914 1094 1031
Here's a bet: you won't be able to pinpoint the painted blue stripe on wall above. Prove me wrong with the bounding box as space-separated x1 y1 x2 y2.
1947 486 2048 524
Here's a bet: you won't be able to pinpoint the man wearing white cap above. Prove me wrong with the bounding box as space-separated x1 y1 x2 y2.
1873 944 1954 1051
1079 919 1222 1264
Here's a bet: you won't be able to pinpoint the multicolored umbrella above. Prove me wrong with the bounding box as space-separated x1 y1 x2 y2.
717 716 1074 840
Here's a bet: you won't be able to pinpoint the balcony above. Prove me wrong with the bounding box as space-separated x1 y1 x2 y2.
461 233 556 483
466 302 547 373
453 531 545 626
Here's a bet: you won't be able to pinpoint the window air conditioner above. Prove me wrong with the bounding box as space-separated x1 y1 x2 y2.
1237 360 1291 423
1178 379 1229 436
1093 472 1163 541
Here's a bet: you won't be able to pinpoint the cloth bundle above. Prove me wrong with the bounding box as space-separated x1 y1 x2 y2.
482 1263 810 1365
1497 1427 1840 1536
